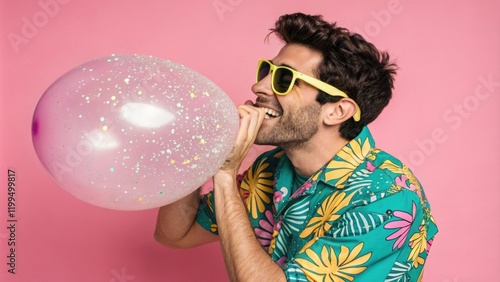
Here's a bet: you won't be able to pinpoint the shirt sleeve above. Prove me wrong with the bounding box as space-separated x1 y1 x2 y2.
195 191 218 235
283 190 438 281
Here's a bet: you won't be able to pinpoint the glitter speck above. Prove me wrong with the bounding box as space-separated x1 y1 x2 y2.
111 96 116 100
170 159 176 164
190 93 196 98
136 198 142 202
200 139 205 144
110 167 115 172
194 155 199 161
100 117 105 122
216 124 220 129
102 125 108 131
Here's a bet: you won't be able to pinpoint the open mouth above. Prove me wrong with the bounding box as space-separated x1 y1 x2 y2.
259 107 282 119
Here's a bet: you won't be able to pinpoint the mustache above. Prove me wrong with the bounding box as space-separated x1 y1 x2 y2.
256 97 271 104
256 97 283 112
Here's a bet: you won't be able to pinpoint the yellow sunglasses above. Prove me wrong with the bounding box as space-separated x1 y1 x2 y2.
256 59 361 122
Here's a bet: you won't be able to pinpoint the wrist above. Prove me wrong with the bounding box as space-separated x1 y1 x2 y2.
214 169 238 182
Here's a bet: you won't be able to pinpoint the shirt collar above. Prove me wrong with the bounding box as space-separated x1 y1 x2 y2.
279 126 375 198
316 126 375 188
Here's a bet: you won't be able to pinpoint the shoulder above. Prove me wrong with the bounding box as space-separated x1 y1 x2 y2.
339 147 426 206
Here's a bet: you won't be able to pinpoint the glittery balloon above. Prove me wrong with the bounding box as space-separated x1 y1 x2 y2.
32 55 239 210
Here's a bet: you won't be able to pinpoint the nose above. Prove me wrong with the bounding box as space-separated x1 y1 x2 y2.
251 71 273 96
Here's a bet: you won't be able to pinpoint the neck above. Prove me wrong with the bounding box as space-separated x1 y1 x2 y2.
282 130 349 177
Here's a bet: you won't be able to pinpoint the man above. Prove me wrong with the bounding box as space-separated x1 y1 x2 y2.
155 13 438 281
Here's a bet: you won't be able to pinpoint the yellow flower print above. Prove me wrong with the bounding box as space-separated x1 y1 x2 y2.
325 137 372 188
268 229 279 255
296 243 371 282
407 221 427 268
379 159 402 173
300 191 356 238
299 237 319 254
380 160 433 222
417 268 424 282
380 161 421 195
206 193 214 212
273 150 285 159
240 158 274 219
210 223 218 233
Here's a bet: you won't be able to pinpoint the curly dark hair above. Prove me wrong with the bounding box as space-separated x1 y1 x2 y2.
269 13 398 139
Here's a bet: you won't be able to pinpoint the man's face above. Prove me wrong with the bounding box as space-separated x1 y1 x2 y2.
251 43 324 148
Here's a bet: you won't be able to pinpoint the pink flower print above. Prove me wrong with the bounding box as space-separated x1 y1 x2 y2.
277 256 287 267
426 238 434 254
395 175 410 189
366 161 376 172
254 210 275 251
275 218 282 231
395 175 421 198
273 191 283 203
292 181 314 198
385 202 416 250
236 172 246 185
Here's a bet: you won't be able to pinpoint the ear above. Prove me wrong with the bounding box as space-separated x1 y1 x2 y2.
322 98 359 125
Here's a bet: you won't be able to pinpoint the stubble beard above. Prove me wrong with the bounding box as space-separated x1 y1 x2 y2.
255 102 322 149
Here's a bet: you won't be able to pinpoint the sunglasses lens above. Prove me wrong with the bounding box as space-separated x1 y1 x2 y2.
257 61 270 82
274 68 293 94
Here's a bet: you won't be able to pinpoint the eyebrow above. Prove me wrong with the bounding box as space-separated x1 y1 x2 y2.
269 59 297 71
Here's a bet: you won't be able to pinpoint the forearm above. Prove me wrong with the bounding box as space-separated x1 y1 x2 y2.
214 172 286 282
154 189 201 247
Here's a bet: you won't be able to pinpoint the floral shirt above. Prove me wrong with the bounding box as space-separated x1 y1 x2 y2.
196 126 438 281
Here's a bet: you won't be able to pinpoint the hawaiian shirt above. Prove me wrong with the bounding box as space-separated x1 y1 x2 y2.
196 126 438 281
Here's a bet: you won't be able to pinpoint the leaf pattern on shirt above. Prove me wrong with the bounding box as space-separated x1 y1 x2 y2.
384 261 411 282
408 221 427 268
195 127 438 282
296 243 371 282
325 136 372 188
330 210 388 238
271 198 311 259
300 191 356 238
240 157 274 219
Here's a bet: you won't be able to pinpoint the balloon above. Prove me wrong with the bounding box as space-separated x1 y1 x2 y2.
32 55 239 211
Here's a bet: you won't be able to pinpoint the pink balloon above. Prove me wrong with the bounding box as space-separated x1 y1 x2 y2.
32 55 239 210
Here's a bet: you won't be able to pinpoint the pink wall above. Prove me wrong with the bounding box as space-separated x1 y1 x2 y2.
1 0 499 281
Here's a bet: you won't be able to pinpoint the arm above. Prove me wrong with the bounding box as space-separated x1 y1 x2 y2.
213 103 286 282
154 189 219 248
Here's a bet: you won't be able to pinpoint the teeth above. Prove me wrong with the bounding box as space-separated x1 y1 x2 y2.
260 107 281 117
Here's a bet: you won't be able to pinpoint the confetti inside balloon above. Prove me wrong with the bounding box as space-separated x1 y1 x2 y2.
32 55 239 210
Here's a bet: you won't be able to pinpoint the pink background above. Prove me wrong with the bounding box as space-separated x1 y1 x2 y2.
1 0 499 281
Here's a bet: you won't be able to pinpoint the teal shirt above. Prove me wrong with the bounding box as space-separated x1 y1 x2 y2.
196 126 438 281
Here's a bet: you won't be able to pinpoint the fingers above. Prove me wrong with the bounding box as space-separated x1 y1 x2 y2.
219 103 265 172
236 103 265 147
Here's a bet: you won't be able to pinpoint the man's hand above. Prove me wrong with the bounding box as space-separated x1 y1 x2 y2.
219 101 266 175
213 102 286 282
